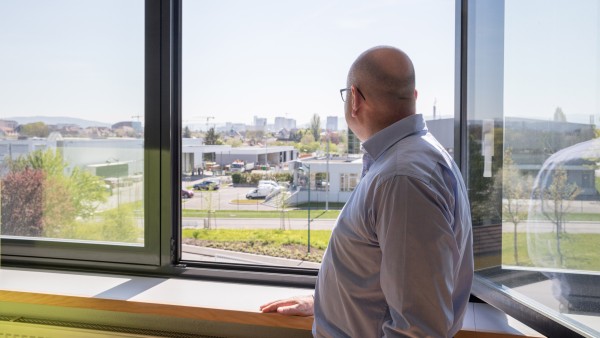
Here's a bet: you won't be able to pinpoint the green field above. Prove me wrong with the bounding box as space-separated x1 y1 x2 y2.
182 228 332 262
502 232 600 271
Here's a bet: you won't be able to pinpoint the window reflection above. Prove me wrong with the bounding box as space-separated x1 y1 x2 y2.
469 0 600 333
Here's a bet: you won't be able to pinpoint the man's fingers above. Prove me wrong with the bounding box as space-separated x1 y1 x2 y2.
276 304 302 315
260 295 314 316
259 299 298 312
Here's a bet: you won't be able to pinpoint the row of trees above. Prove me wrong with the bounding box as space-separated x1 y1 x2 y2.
183 114 347 155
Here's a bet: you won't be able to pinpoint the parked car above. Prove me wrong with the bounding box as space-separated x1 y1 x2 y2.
193 180 220 190
246 186 274 199
181 189 194 199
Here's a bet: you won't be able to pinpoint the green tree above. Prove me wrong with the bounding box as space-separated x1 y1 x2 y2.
5 149 108 238
183 126 192 138
204 127 220 145
539 166 580 267
310 114 321 142
19 122 50 138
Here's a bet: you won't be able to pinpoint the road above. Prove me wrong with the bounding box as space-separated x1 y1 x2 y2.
182 217 335 230
503 220 600 234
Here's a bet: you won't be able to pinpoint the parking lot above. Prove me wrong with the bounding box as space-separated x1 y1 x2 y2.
182 178 280 211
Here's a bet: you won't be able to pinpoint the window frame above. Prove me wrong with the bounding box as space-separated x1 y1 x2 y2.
458 0 599 336
1 0 164 268
1 0 597 334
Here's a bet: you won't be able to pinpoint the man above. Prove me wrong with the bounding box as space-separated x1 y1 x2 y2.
261 46 473 337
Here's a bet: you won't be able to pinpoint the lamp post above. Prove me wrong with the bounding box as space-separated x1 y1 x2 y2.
325 131 330 211
306 164 311 253
297 160 311 254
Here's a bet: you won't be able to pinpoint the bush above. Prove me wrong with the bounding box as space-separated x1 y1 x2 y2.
249 173 263 184
274 172 293 184
231 173 242 184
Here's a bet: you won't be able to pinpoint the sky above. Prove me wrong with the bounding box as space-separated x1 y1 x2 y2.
0 1 597 128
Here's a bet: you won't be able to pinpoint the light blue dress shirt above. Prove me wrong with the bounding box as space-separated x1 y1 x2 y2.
313 114 473 337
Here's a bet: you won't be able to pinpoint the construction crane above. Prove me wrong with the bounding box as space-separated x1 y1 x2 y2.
131 115 142 122
183 116 215 130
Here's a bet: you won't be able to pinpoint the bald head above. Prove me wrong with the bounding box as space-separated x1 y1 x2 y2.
348 46 416 117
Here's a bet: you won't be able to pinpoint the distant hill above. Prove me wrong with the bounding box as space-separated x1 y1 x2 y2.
4 116 111 128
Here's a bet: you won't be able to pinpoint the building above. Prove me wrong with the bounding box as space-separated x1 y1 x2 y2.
253 116 267 129
274 117 296 130
326 116 338 131
181 139 297 174
286 156 362 206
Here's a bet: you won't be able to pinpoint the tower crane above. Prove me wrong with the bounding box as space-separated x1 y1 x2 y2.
183 116 215 130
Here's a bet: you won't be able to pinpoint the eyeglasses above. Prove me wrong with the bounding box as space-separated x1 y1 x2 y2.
340 86 366 102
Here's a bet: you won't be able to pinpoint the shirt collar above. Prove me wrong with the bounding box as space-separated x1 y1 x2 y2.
362 114 427 161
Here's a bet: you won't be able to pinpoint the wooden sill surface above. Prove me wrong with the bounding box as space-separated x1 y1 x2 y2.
0 267 544 337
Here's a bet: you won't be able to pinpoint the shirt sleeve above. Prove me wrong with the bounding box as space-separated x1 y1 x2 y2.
373 175 458 337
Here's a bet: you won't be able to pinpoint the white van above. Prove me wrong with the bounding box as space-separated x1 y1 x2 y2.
246 186 274 199
258 180 278 189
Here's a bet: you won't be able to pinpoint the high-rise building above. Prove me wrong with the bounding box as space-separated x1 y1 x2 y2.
253 116 267 127
274 117 296 130
326 116 338 131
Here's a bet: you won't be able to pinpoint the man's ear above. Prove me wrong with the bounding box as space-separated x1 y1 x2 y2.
351 86 362 114
414 89 418 100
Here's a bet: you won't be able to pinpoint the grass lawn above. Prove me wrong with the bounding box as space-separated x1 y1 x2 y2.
182 228 332 262
502 232 600 271
182 209 340 219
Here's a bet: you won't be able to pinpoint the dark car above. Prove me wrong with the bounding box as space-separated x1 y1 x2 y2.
193 180 220 190
181 189 194 199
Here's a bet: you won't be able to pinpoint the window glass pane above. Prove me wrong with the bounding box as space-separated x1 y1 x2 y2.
468 0 600 333
181 0 454 267
0 0 145 246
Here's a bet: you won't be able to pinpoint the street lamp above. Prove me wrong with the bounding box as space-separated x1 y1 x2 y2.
296 161 311 253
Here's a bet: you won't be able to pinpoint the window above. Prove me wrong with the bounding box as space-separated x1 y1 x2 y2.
0 0 161 265
340 173 359 192
179 0 456 268
2 0 599 334
465 0 600 335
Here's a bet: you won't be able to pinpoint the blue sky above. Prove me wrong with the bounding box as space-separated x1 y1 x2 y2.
0 1 597 127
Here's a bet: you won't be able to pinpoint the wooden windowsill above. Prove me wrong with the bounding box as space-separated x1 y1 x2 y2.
0 267 544 337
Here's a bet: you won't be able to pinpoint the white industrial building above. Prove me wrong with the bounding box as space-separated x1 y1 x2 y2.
286 156 362 206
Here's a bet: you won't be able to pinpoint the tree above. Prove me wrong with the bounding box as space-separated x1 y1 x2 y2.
204 127 220 145
538 166 580 267
19 122 49 138
310 114 321 142
3 149 108 238
1 169 45 236
553 107 566 122
500 148 534 265
183 126 192 138
274 189 291 230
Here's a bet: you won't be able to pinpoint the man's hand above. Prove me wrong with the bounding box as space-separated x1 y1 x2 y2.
259 295 314 316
